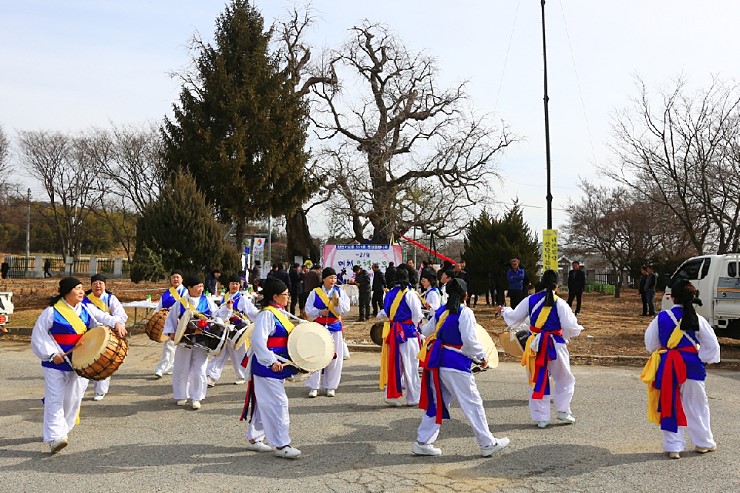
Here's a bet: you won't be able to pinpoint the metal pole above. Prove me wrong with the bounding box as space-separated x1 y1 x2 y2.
541 0 553 230
267 216 273 273
26 188 31 276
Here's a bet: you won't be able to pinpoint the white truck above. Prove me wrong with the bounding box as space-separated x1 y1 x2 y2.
0 291 13 332
663 254 740 338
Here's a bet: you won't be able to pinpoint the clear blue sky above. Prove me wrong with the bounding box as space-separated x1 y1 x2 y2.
2 0 738 238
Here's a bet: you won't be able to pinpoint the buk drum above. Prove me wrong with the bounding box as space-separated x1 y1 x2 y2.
144 309 169 343
72 325 128 381
174 309 228 356
228 319 252 350
369 322 384 347
473 324 499 371
499 327 531 358
287 322 335 372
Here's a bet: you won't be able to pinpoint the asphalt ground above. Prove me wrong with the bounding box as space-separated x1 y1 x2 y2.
1 335 739 493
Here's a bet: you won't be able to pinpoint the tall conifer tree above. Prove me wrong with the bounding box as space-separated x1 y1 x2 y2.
161 0 314 249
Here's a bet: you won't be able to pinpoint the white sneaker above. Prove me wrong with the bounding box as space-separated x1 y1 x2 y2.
384 399 404 407
556 411 576 424
234 379 246 385
326 389 336 397
176 399 188 406
537 421 549 428
49 436 68 454
154 372 163 379
666 451 681 459
192 400 201 410
307 389 318 398
245 440 272 452
480 437 510 457
274 445 301 459
412 441 442 456
93 394 105 401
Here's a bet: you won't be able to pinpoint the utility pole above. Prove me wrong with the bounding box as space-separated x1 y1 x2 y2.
26 188 31 276
541 0 553 229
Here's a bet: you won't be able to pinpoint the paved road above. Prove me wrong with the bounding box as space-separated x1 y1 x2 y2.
1 335 739 493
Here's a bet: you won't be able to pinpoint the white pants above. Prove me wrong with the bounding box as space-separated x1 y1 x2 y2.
389 337 421 404
207 344 247 382
42 367 89 443
663 379 716 452
416 367 496 448
528 342 575 422
247 375 291 447
93 377 110 396
155 339 176 374
172 345 208 401
305 331 344 391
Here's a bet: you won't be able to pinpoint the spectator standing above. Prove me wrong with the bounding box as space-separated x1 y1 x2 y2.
205 269 221 295
385 262 397 289
644 265 658 316
271 263 291 292
406 259 419 289
301 264 322 317
485 271 497 306
249 261 261 285
288 263 303 315
44 258 52 278
352 265 372 321
1 259 8 279
371 263 386 317
639 267 649 316
566 261 586 315
506 258 526 309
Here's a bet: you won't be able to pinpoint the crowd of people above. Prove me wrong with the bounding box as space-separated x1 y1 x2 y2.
30 257 720 462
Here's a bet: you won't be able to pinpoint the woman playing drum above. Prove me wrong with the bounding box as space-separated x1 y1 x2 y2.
30 277 127 454
241 278 302 459
81 274 128 401
163 275 230 410
153 269 187 378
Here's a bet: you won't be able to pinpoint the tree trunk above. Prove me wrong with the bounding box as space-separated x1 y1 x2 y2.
286 209 319 263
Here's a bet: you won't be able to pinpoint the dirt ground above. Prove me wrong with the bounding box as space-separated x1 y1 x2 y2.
2 277 739 367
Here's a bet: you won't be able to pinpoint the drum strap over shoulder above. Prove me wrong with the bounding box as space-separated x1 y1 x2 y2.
313 287 342 320
86 294 108 313
54 300 87 334
169 287 183 301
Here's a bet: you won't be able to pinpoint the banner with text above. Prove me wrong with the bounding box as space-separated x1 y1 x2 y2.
323 244 403 282
542 229 559 272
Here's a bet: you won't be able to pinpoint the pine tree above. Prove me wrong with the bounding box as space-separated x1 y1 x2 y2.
161 0 314 250
462 204 539 305
131 171 239 282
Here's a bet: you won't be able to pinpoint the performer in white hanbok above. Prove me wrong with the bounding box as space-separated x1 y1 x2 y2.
31 277 126 453
377 266 424 406
641 279 720 459
420 271 442 312
414 278 509 457
498 270 583 428
153 270 187 378
163 275 230 410
240 278 302 459
303 267 350 397
81 274 128 401
207 274 259 386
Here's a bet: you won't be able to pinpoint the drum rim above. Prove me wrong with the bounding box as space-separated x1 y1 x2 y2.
72 325 113 369
287 322 335 372
475 324 499 369
174 309 192 345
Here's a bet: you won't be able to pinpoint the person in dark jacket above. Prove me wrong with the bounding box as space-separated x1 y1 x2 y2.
352 265 372 321
288 263 303 315
385 262 397 289
371 263 386 317
566 261 586 315
406 259 419 289
506 258 526 308
644 265 658 316
639 267 649 316
272 263 291 292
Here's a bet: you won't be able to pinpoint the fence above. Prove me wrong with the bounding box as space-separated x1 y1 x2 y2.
2 255 131 279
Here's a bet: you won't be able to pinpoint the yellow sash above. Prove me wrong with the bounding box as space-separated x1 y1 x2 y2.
520 294 559 388
54 299 87 334
379 288 409 390
169 286 183 301
264 305 295 333
313 287 342 320
179 295 206 319
416 309 449 363
640 321 684 424
86 293 108 313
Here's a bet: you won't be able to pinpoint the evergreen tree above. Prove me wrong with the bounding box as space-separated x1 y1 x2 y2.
131 171 239 282
161 0 314 249
462 204 539 305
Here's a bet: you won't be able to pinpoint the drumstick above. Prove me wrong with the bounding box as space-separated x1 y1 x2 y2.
442 345 487 368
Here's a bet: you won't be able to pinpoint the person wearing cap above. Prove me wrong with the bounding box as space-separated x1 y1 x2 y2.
163 275 230 410
420 271 442 313
82 274 128 401
30 277 127 454
377 265 424 406
641 279 720 459
414 278 509 457
153 269 187 378
240 278 302 459
206 274 259 387
303 267 351 397
497 270 584 429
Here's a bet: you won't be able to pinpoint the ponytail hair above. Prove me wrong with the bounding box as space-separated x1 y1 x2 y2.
540 270 559 307
670 279 702 332
445 278 468 315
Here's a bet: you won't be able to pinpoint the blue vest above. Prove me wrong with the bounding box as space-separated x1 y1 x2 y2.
312 286 343 332
161 286 187 309
251 313 298 379
42 306 93 372
655 306 705 382
384 286 417 339
179 295 212 318
528 292 565 344
82 293 111 313
427 305 473 373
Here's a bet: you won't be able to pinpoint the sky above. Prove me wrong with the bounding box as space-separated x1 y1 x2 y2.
2 0 739 241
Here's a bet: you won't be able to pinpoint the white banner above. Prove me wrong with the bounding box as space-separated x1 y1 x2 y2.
323 244 403 283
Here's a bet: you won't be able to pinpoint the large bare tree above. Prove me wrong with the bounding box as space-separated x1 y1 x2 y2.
310 21 512 243
18 130 104 258
606 77 740 254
